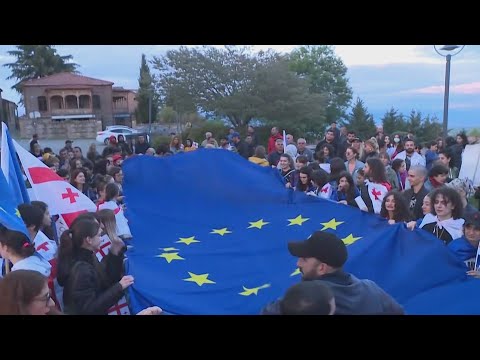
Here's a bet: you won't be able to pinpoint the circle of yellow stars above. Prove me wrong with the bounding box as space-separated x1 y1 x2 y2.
153 216 361 295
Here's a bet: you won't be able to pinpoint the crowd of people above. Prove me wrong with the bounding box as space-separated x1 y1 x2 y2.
0 122 479 315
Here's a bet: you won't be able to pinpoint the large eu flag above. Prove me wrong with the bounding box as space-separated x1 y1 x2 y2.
123 149 480 315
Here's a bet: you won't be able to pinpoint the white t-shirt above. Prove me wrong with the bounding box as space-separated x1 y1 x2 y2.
12 254 51 277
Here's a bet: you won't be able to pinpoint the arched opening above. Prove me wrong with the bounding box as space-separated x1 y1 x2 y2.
50 95 64 110
79 95 91 109
65 95 78 109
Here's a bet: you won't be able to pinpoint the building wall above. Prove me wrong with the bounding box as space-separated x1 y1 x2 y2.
93 86 113 128
23 85 114 131
19 118 102 139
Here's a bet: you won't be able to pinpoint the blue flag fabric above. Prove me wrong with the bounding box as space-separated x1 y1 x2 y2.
123 149 480 315
1 122 30 206
0 166 29 236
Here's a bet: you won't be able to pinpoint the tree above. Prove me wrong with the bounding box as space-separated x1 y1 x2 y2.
288 45 353 124
417 115 442 143
381 108 407 135
136 54 159 124
251 58 327 137
159 106 178 123
344 98 376 140
152 46 279 127
406 110 422 133
4 45 78 95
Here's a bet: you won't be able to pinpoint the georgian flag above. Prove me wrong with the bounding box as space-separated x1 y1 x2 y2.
365 180 389 214
96 234 131 316
34 230 58 262
12 139 96 225
318 183 332 199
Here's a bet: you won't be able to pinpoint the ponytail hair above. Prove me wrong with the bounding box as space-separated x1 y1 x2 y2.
0 229 35 259
57 218 100 285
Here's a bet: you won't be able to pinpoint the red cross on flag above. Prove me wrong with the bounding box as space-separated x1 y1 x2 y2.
12 139 96 226
366 180 390 214
96 234 131 316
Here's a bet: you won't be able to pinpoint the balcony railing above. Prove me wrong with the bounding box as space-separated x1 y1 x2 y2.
51 108 93 116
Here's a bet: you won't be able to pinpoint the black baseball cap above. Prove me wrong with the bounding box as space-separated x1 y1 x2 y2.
465 212 480 229
288 231 348 268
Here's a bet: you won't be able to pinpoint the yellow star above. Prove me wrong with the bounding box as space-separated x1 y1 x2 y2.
176 236 200 245
15 208 21 218
342 234 362 245
320 218 344 231
288 215 310 226
159 247 179 252
155 252 185 263
248 219 270 229
239 284 271 296
210 228 232 236
183 272 216 286
290 268 301 277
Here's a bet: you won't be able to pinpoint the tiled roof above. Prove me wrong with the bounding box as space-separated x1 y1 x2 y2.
22 72 114 87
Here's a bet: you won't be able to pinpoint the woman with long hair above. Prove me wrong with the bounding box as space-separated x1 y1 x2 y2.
97 183 132 239
380 190 411 224
316 144 335 164
30 201 55 240
295 167 315 193
56 217 133 314
170 136 184 154
330 171 359 208
70 168 96 202
0 270 56 315
344 147 364 185
359 158 392 214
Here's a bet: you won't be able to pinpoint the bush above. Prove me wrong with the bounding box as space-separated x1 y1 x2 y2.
181 120 230 145
151 135 172 150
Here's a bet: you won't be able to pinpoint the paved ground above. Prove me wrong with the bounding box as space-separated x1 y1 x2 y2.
14 137 106 155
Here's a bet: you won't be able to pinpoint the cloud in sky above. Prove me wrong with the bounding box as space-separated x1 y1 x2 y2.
403 82 480 95
0 45 479 128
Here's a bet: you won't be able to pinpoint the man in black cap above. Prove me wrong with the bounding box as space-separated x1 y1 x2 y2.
261 231 404 315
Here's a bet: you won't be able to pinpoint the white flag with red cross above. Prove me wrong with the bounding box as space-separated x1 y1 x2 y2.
12 139 96 225
96 234 131 316
365 180 389 214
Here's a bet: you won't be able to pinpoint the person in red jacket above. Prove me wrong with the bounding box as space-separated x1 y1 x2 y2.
267 127 283 154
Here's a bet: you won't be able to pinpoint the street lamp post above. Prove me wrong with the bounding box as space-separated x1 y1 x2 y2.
434 45 465 145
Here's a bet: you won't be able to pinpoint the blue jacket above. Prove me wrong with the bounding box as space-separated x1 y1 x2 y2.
261 270 404 315
448 236 477 263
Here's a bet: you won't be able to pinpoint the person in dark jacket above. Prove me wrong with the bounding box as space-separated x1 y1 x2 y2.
56 217 133 315
279 281 335 315
261 231 404 315
402 165 429 221
232 132 250 159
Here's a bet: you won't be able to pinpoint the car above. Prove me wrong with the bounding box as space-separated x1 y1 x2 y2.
96 126 150 145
